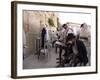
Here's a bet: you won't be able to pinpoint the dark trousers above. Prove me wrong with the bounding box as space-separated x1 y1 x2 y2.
41 36 45 48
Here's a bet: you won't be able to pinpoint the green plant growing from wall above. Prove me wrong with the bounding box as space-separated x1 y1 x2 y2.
48 18 55 27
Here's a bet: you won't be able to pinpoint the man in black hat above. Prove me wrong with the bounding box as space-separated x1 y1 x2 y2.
63 33 88 66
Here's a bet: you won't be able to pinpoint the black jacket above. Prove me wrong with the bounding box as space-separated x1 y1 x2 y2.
76 40 88 63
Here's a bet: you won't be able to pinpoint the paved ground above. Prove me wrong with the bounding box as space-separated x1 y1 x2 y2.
23 48 59 69
23 45 90 69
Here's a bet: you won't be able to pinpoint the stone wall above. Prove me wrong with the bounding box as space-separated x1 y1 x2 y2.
23 11 58 57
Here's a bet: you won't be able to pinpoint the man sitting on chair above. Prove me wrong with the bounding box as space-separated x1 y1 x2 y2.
63 33 88 67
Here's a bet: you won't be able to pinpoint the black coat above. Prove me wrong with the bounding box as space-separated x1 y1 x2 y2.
41 28 46 48
76 40 88 63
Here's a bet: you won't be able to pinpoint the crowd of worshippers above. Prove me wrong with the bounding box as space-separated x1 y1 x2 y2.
41 23 90 67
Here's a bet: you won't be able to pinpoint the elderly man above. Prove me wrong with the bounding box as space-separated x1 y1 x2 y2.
63 33 88 67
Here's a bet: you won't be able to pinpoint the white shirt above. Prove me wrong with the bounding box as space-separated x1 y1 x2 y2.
45 27 50 41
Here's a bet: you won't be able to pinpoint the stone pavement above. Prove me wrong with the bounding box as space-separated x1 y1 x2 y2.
23 45 90 69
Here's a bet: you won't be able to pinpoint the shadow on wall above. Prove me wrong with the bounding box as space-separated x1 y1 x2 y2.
23 11 41 57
